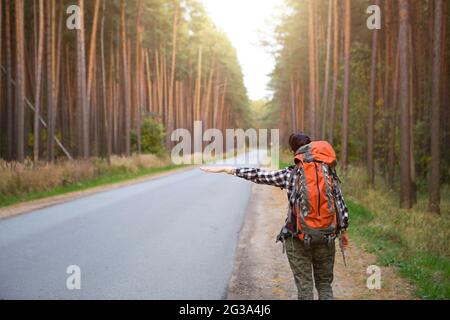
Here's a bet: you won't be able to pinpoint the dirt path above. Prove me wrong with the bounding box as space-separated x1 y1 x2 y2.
227 184 417 300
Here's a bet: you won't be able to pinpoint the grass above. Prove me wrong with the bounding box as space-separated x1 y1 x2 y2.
279 156 450 300
0 155 187 209
347 200 450 300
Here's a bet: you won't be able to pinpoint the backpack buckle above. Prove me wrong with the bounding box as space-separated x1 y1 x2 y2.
303 234 311 250
326 235 335 248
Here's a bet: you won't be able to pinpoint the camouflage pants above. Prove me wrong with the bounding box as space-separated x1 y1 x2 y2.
285 237 335 300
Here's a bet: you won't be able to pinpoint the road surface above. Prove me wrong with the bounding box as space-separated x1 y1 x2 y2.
0 151 269 299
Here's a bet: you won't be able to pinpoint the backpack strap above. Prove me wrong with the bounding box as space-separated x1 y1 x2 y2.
287 165 298 224
295 162 310 218
321 163 335 217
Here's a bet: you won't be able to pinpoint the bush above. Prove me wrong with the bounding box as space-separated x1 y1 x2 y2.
131 115 166 156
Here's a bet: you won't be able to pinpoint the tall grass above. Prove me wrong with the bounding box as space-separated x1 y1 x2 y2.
342 166 449 259
0 155 175 207
341 166 450 299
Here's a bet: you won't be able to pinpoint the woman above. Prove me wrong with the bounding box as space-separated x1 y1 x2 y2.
201 132 349 300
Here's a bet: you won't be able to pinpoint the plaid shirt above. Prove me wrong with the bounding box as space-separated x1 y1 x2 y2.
234 165 349 232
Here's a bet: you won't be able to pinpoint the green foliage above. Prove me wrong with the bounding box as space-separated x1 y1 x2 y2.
346 42 371 163
347 199 450 300
131 115 166 156
26 130 65 159
250 99 271 129
341 163 450 300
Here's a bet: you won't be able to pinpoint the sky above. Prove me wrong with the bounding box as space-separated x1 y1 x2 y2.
202 0 284 101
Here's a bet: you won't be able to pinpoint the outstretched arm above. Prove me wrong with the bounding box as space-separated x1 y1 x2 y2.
200 166 292 189
200 166 235 175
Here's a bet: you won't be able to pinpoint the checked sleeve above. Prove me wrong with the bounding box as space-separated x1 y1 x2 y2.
334 184 349 230
234 167 291 189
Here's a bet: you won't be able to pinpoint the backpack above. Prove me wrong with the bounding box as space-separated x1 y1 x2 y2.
290 141 342 246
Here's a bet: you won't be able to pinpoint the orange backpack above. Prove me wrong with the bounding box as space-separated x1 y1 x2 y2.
292 141 338 244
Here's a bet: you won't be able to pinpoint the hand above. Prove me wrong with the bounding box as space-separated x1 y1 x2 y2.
341 232 349 249
200 166 235 175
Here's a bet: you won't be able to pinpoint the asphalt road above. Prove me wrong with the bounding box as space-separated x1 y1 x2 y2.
0 151 269 299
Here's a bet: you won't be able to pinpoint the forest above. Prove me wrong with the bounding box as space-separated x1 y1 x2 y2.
0 0 449 215
0 0 250 161
264 0 449 213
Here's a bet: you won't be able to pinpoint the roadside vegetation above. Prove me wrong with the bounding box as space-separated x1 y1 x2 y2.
0 154 184 209
279 153 450 300
0 113 185 209
343 167 449 300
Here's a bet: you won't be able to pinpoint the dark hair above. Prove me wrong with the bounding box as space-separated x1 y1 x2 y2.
288 132 311 152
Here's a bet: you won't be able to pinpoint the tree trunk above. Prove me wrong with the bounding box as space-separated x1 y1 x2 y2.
429 0 443 213
145 50 152 113
204 55 215 129
307 0 317 138
408 19 417 204
120 0 131 156
383 0 393 178
0 0 2 156
195 46 202 121
33 0 45 162
15 0 26 162
155 50 163 117
388 44 400 189
290 75 297 132
77 0 89 158
367 0 379 185
46 0 56 161
329 0 339 145
313 0 320 134
162 52 167 125
89 0 100 156
54 1 63 115
297 77 305 131
320 0 333 140
341 0 351 170
399 0 412 209
86 0 100 118
168 1 179 143
135 0 143 154
5 0 13 160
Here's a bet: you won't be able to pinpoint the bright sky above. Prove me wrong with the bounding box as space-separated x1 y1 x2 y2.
202 0 284 101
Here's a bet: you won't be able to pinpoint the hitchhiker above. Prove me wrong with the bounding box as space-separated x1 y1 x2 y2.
201 133 349 300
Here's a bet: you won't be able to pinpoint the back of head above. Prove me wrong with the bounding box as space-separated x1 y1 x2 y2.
289 132 311 153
